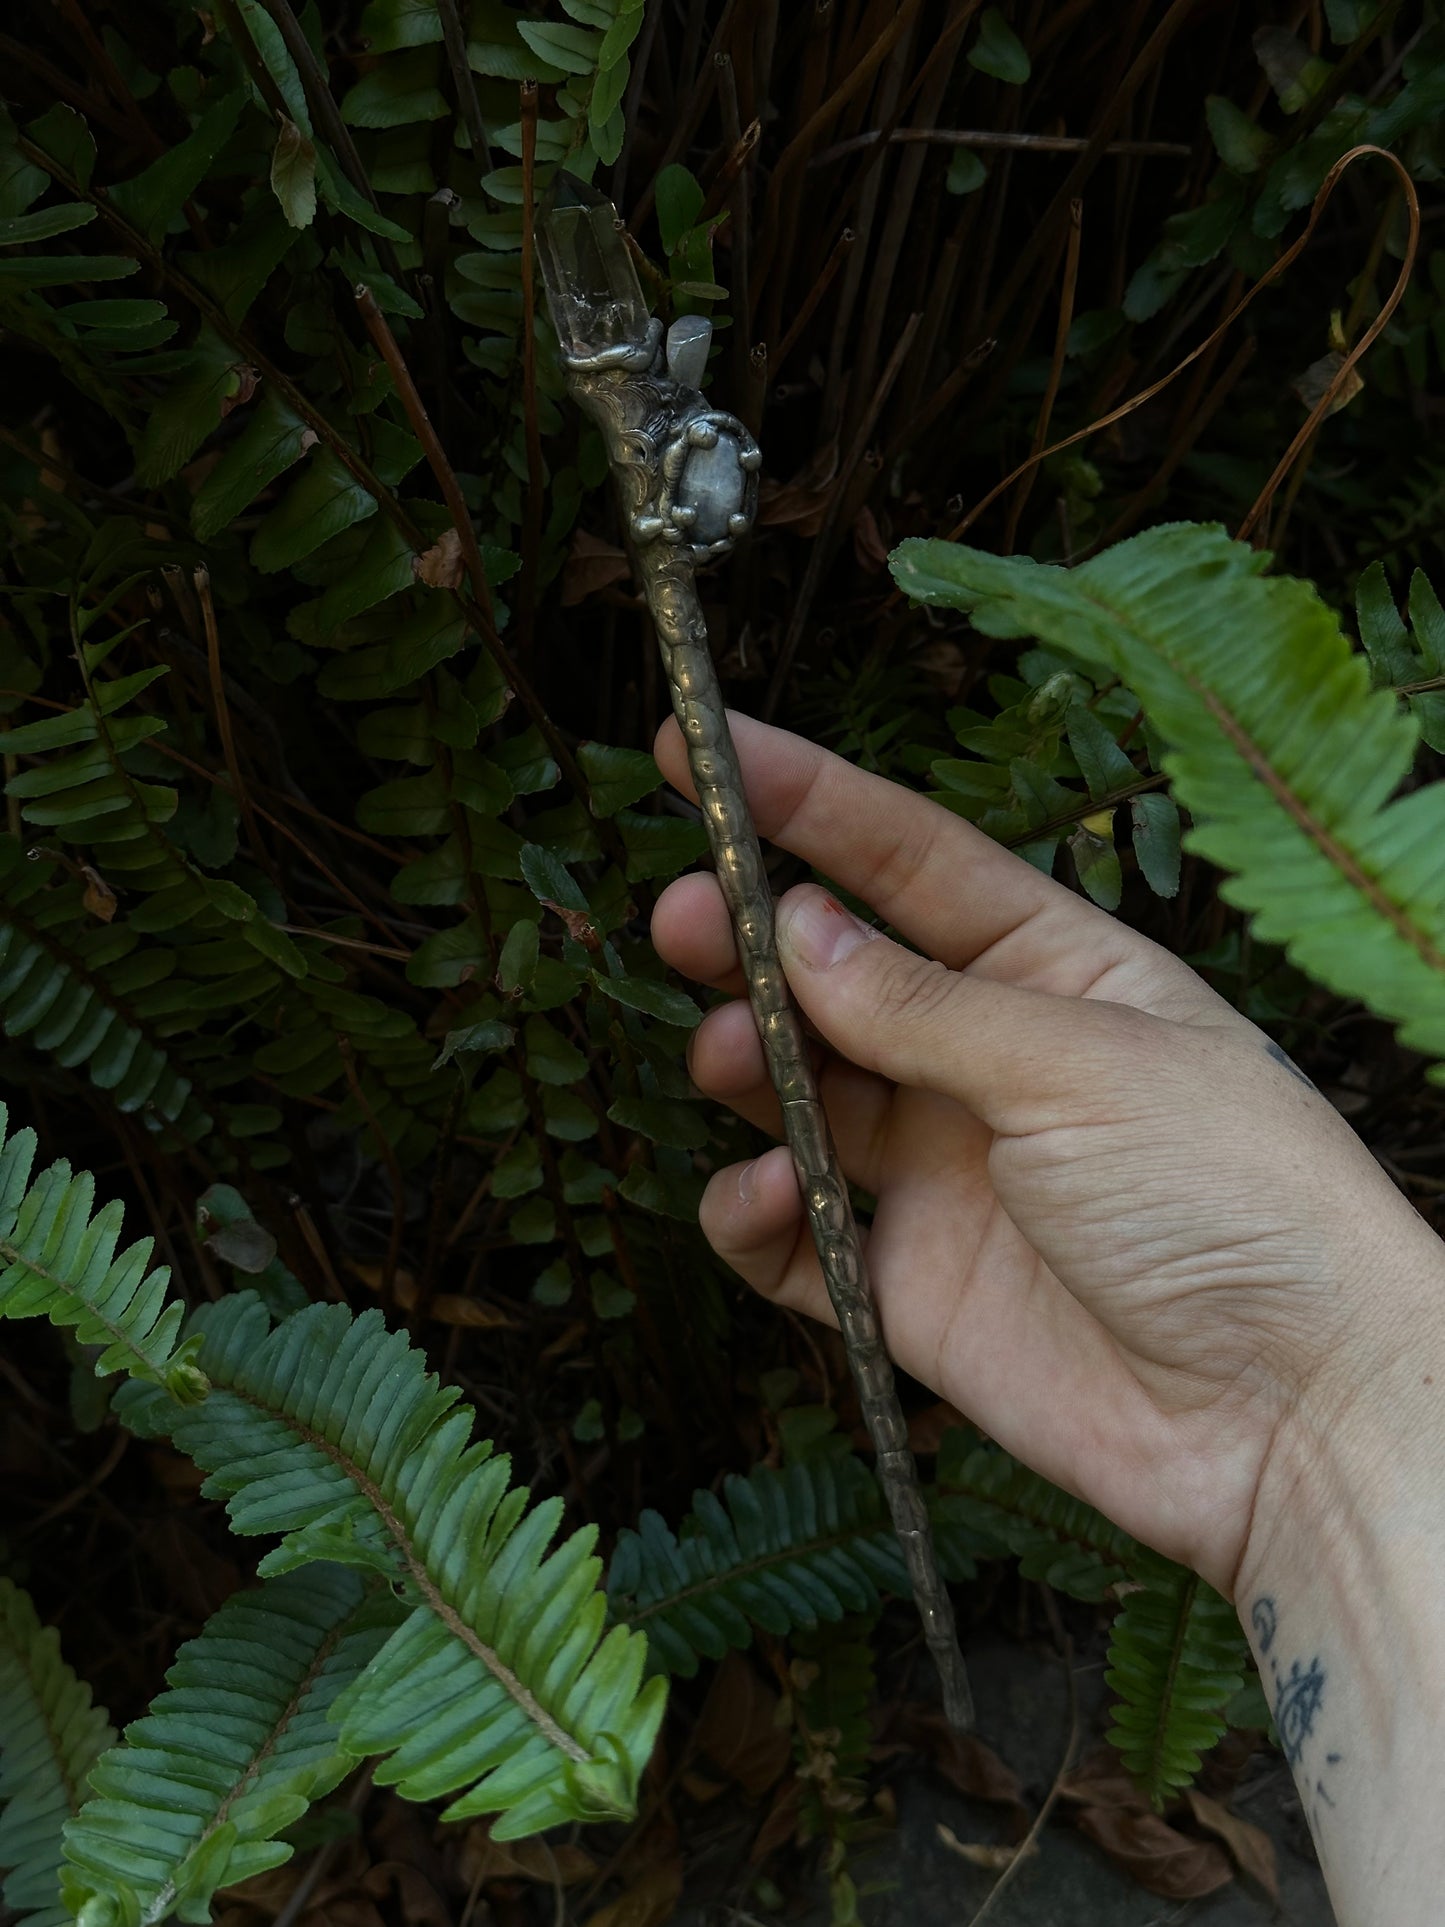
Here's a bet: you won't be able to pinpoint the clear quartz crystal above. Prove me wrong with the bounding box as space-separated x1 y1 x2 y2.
536 173 651 357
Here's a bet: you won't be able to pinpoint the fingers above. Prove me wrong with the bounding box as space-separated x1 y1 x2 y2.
774 881 1163 1138
652 870 746 997
654 711 1208 1011
698 1145 839 1329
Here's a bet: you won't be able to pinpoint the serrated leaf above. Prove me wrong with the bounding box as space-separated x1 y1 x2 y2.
0 202 96 244
1130 793 1181 898
577 743 660 817
191 390 314 540
134 326 245 487
592 973 700 1028
109 92 246 241
341 48 449 126
519 843 589 913
516 18 603 74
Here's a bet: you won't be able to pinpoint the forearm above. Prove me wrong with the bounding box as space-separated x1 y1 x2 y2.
1236 1336 1445 1927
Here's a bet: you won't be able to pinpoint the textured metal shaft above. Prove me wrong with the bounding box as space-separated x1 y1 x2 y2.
643 545 974 1732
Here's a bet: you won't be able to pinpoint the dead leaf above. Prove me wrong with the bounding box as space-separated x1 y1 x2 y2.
914 639 967 699
893 1706 1029 1835
81 865 116 922
1292 348 1363 417
583 1861 683 1927
562 527 631 606
852 504 889 573
692 1649 791 1800
427 1294 520 1329
936 1823 1037 1871
1185 1788 1279 1902
413 527 466 590
205 1218 278 1275
1075 1806 1233 1900
747 1776 801 1864
756 440 840 537
1058 1745 1144 1811
458 1826 597 1888
347 1261 417 1308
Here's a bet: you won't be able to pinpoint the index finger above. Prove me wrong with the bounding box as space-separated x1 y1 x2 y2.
653 711 1212 1014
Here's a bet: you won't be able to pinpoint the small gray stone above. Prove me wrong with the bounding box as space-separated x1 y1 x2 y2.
681 434 745 543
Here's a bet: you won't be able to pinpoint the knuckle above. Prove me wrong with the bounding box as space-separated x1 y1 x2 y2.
872 951 958 1034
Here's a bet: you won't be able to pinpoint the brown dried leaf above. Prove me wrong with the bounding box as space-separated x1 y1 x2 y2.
748 1776 802 1865
412 527 466 590
1292 348 1363 417
427 1293 520 1329
1184 1788 1279 1902
1058 1744 1147 1811
936 1823 1037 1872
80 865 116 922
562 527 631 606
893 1705 1029 1834
458 1826 597 1889
692 1650 791 1800
1075 1806 1234 1900
583 1861 683 1927
906 1402 969 1456
852 504 889 573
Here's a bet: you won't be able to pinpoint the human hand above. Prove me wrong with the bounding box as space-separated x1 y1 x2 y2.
651 713 1445 1600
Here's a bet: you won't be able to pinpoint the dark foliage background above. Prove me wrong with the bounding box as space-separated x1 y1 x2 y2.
1 0 1442 1920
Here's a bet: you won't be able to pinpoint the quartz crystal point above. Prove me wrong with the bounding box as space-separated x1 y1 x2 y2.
537 173 651 357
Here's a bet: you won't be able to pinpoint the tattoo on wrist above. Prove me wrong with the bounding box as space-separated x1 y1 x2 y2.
1264 1039 1319 1093
1252 1593 1342 1841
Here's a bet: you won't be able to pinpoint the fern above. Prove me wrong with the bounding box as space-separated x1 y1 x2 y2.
60 1565 396 1927
0 1578 114 1927
606 1453 978 1676
892 524 1445 1071
0 1099 208 1401
115 1292 666 1838
933 1431 1135 1601
1104 1552 1248 1803
1356 562 1445 754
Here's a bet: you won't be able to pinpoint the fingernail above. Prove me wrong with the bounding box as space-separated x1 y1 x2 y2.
736 1160 758 1205
779 893 877 970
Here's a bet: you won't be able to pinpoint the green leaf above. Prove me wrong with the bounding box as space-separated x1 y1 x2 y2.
891 525 1445 1070
191 391 314 540
1130 792 1181 897
1065 703 1135 799
270 116 318 229
968 8 1031 84
577 743 660 816
252 450 379 572
607 1095 709 1150
434 1019 516 1067
0 202 96 245
519 843 589 913
516 18 603 74
0 1578 115 1927
341 48 449 126
1068 823 1122 911
1205 95 1271 174
655 164 704 254
592 972 700 1028
134 326 245 487
26 104 97 190
0 254 139 289
946 148 987 195
498 918 540 997
109 92 246 241
60 1567 396 1926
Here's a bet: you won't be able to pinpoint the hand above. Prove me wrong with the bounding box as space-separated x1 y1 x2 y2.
650 714 1445 1599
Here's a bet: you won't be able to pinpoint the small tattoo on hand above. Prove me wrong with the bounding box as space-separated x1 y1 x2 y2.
1276 1655 1328 1765
1251 1595 1278 1653
1264 1039 1318 1093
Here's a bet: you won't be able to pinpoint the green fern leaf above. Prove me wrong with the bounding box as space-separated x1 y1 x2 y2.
0 1578 115 1927
60 1565 393 1927
933 1432 1134 1601
0 1101 208 1401
606 1456 953 1675
1104 1551 1248 1802
115 1294 667 1838
892 524 1445 1070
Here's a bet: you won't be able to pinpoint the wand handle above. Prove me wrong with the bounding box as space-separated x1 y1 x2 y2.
643 544 973 1733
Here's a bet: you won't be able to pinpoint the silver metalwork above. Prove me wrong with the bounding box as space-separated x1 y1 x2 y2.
539 177 973 1732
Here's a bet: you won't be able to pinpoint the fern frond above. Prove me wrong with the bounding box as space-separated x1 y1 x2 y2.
0 1101 208 1401
115 1294 667 1838
60 1565 394 1927
933 1432 1134 1601
892 524 1445 1069
1104 1551 1248 1803
0 843 206 1138
606 1456 972 1676
0 1578 114 1927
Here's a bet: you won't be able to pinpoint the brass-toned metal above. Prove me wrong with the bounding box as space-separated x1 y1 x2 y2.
539 179 972 1731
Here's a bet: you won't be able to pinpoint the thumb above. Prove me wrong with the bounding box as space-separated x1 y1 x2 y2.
775 884 1158 1134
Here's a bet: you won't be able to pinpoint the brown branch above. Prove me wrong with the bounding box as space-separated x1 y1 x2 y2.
810 126 1194 166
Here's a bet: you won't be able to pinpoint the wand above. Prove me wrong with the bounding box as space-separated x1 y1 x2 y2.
538 175 973 1732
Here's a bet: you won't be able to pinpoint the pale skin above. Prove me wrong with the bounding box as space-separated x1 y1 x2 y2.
652 712 1445 1927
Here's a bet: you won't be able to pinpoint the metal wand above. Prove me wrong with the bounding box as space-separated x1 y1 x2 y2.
538 176 973 1731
